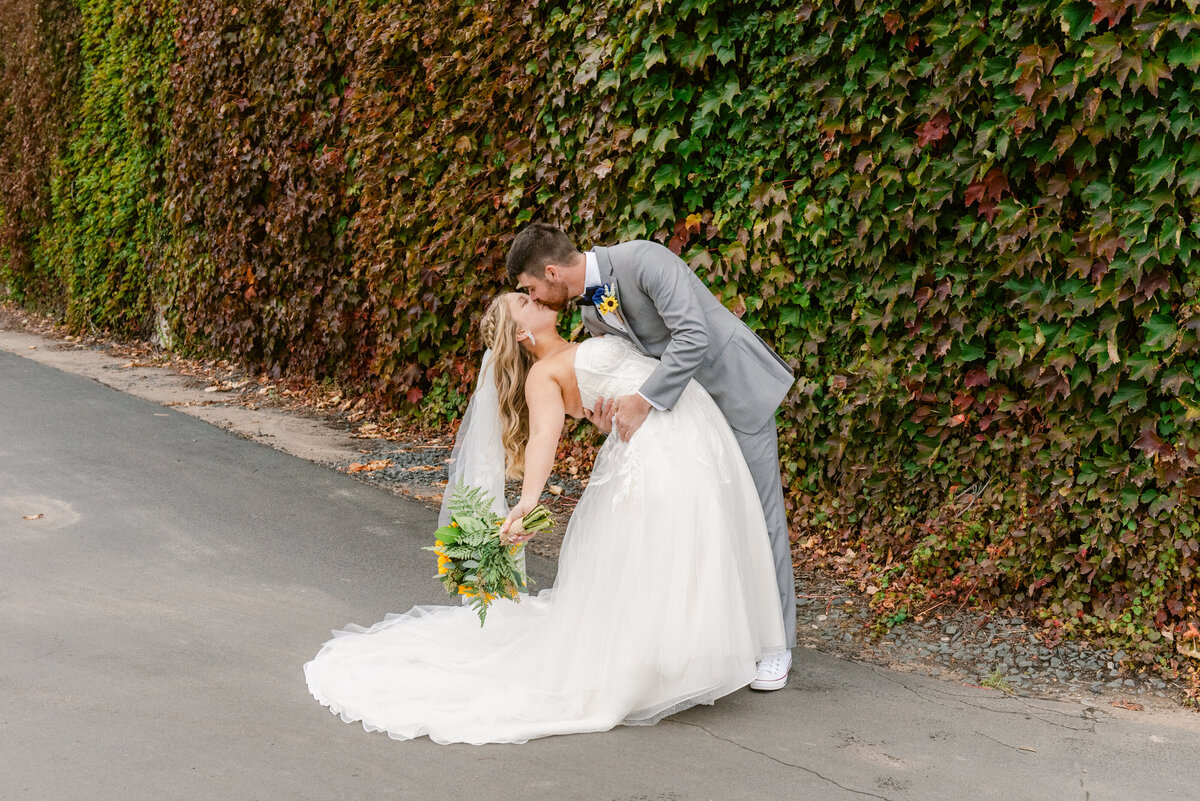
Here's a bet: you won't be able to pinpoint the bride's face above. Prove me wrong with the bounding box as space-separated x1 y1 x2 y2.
505 292 557 340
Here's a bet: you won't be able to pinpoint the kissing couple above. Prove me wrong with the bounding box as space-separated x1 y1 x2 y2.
305 223 797 744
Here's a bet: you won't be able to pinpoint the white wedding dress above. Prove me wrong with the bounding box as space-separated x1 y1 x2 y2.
304 336 786 744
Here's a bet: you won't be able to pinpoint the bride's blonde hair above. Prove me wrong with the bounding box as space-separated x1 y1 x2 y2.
479 295 535 478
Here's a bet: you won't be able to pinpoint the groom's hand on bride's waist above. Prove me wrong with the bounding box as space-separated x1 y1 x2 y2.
610 394 651 441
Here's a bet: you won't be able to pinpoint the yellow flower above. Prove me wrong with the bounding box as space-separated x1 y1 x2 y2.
598 293 619 315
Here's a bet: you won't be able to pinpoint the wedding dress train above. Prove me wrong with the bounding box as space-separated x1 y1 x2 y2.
304 336 786 744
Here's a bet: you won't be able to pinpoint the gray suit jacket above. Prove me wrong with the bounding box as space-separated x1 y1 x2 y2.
583 241 794 434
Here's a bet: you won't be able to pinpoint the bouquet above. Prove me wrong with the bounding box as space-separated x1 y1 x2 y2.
428 484 554 625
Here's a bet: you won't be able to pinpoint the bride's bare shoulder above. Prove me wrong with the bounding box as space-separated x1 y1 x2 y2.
551 343 582 376
528 346 577 385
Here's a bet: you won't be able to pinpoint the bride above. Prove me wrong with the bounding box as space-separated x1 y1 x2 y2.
304 293 787 744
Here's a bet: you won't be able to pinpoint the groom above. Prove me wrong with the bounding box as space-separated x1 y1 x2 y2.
505 222 797 690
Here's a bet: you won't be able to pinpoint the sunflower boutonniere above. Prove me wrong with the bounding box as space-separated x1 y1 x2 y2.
588 283 619 315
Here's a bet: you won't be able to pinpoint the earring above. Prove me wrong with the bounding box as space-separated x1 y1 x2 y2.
523 331 537 347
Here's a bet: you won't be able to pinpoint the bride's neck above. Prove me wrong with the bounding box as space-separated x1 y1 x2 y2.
529 334 570 361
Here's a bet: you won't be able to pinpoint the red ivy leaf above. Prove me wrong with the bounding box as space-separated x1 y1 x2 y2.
982 168 1011 200
964 368 991 388
883 10 903 34
964 181 986 207
915 110 951 148
1010 105 1037 136
1013 71 1041 104
1091 0 1131 28
667 217 693 254
1134 426 1172 460
965 169 1008 222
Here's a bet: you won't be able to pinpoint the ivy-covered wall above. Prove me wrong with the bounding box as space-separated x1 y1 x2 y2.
40 1 176 336
1 0 1198 666
0 0 80 303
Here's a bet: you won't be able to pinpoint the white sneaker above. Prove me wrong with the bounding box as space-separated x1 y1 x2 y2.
750 650 792 691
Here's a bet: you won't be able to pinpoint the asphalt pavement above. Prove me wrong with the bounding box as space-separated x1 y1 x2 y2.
2 348 1199 801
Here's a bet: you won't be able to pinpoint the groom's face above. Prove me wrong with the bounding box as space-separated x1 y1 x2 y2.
517 266 572 311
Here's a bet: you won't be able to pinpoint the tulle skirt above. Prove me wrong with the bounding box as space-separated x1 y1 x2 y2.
304 359 786 744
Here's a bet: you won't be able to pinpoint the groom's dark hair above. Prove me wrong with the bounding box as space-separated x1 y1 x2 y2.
506 222 581 281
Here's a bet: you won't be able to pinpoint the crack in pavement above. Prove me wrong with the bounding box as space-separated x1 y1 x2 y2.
972 729 1038 753
666 719 899 801
869 667 1097 733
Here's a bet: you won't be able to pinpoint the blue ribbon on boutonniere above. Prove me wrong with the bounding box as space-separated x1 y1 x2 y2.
579 283 619 315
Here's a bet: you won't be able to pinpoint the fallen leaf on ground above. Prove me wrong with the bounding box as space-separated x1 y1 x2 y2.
1110 700 1144 711
347 459 394 473
23 513 43 521
203 385 223 393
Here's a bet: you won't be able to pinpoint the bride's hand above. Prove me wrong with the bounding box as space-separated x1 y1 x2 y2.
582 396 615 434
500 498 536 543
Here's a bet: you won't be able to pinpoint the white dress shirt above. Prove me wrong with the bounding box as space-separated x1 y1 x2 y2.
583 252 626 333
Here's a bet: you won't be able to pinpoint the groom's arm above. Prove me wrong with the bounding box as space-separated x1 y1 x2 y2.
629 242 709 411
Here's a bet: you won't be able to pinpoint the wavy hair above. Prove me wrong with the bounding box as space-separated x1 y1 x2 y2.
479 295 535 478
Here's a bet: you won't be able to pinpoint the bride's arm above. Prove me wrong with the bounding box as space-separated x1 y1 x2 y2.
499 364 565 540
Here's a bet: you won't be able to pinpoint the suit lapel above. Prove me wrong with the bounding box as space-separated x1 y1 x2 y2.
581 305 614 336
593 247 648 354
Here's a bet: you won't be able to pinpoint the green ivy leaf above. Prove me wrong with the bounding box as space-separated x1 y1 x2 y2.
1135 156 1176 192
1082 179 1113 207
1143 313 1178 352
650 127 679 152
1059 3 1096 40
1167 37 1200 71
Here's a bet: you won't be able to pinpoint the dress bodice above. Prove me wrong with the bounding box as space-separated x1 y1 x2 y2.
573 336 656 410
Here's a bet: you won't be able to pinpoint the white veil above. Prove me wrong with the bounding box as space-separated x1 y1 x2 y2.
438 349 509 527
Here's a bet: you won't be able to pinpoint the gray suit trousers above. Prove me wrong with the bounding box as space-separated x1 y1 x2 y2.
733 415 797 649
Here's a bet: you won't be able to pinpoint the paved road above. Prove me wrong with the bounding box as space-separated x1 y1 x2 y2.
2 349 1198 801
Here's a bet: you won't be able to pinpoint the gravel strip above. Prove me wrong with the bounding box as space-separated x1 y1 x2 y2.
793 575 1184 705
